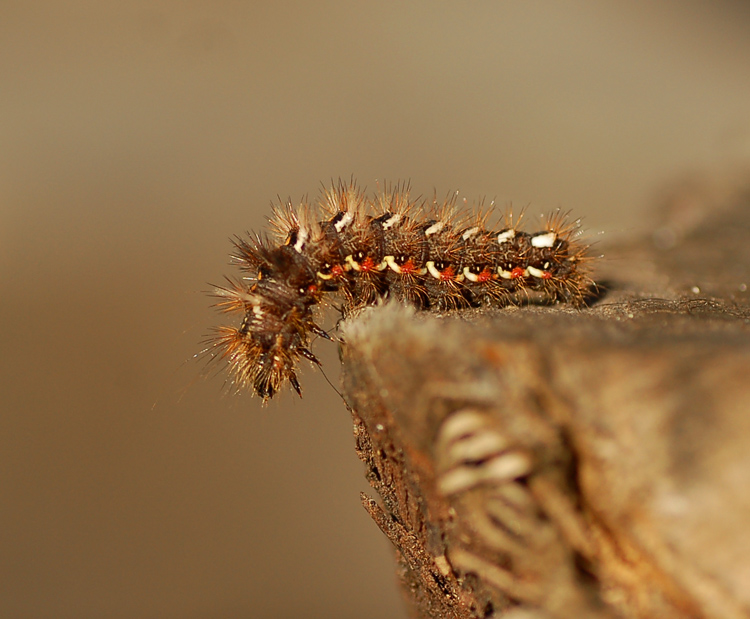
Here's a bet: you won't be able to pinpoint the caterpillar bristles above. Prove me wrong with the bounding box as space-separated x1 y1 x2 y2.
207 180 593 402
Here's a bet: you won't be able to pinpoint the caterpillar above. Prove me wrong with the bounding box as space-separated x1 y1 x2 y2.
207 181 593 402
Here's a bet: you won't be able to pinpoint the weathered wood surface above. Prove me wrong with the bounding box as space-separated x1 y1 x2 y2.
341 180 750 618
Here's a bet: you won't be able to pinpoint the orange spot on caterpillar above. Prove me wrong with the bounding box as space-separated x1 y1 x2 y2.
360 257 376 272
400 259 418 274
440 266 456 281
477 267 493 283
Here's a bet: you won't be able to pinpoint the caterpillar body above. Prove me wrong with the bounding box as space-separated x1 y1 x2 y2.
208 181 593 402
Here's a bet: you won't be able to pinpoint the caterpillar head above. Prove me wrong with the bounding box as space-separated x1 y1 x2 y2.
209 238 323 402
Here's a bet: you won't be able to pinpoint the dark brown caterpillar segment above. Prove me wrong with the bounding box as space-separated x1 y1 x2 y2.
207 181 592 402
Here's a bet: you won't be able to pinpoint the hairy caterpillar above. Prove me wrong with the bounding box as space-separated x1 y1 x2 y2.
208 181 593 402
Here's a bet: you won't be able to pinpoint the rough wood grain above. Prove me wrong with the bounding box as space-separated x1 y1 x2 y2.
341 177 750 618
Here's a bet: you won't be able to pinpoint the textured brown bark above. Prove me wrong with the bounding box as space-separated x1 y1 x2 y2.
341 176 750 618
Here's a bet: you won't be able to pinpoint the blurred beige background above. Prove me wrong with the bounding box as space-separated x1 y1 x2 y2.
2 2 750 618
